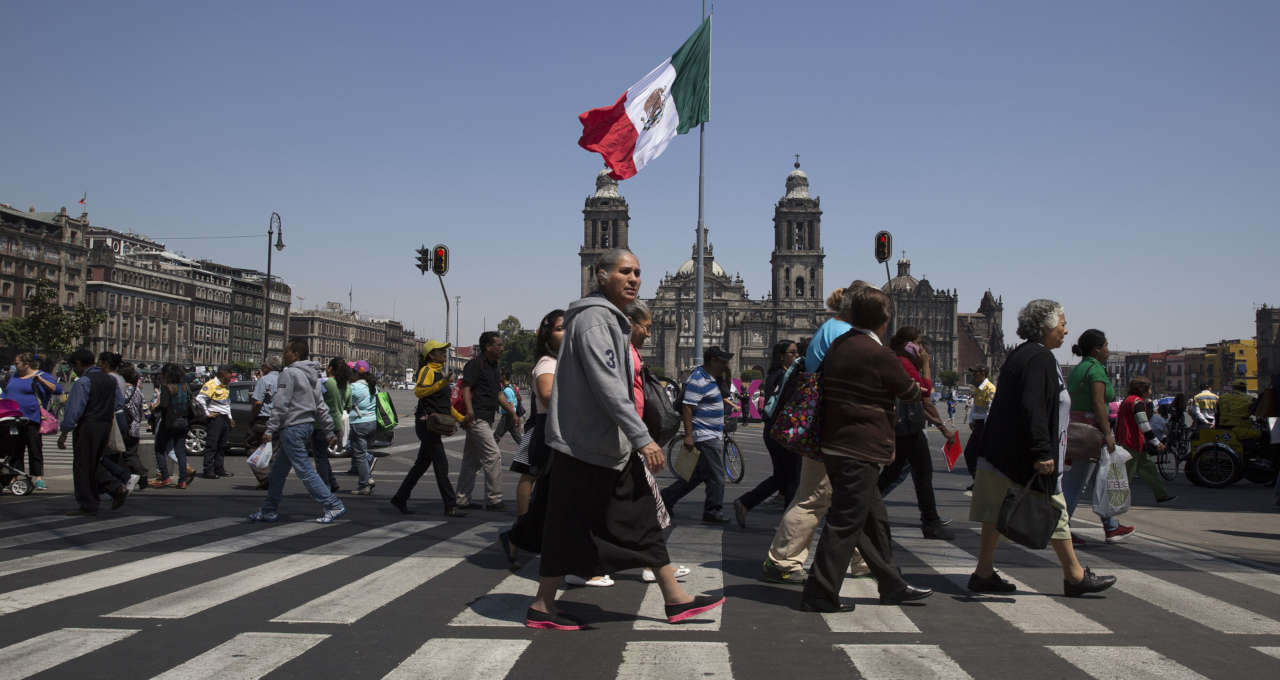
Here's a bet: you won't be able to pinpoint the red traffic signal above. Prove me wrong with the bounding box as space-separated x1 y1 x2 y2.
874 231 892 264
431 244 449 276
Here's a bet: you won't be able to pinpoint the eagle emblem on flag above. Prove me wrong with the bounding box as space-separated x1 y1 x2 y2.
640 88 666 131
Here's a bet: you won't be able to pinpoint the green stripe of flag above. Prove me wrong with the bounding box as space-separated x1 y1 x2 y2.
670 16 710 135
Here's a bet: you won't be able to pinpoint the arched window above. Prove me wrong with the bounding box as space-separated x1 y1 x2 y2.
795 277 805 298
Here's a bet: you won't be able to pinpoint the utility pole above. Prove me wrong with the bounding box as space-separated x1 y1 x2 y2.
455 295 461 350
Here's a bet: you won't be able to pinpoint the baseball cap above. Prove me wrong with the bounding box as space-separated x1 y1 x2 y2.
703 346 734 362
421 339 450 358
353 360 371 374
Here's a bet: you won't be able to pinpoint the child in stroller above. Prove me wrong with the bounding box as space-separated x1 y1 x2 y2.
0 398 34 495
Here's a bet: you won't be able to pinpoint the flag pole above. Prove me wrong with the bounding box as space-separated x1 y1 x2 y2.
693 1 709 369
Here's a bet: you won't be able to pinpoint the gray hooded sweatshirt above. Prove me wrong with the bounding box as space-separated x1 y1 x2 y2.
266 359 335 438
545 293 653 470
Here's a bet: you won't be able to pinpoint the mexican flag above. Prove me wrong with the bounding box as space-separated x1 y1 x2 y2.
578 17 710 180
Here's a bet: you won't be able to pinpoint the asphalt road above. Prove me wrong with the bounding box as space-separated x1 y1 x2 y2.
1 390 1278 679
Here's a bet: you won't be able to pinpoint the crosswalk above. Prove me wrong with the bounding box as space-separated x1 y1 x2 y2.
0 512 1275 679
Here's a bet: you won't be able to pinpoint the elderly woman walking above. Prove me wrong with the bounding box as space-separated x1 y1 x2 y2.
526 248 723 630
967 299 1116 597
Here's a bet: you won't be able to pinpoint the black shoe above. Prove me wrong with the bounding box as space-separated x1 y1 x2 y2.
456 502 475 510
968 571 1017 593
1064 566 1117 597
484 502 506 511
256 480 269 490
799 598 855 613
200 473 220 480
879 585 934 605
1156 495 1178 504
444 507 468 518
761 560 807 585
701 513 729 525
217 471 234 478
665 594 725 623
498 530 519 567
110 490 128 510
922 521 956 540
389 498 412 514
733 499 748 528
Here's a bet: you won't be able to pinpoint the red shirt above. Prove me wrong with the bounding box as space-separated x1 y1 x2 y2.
898 356 933 394
630 345 645 418
1116 395 1145 452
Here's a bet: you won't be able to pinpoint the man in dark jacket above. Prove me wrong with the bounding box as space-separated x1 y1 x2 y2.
57 349 129 516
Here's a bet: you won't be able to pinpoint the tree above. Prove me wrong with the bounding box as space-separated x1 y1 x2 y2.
0 281 106 364
740 368 763 382
937 369 959 388
500 329 536 381
497 315 523 341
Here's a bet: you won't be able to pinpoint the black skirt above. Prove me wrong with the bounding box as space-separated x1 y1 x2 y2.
539 450 670 577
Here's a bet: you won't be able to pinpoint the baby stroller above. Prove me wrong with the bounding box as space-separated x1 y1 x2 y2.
0 398 34 496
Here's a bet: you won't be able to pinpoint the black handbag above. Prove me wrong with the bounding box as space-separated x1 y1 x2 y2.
640 366 681 447
997 474 1061 550
894 397 927 436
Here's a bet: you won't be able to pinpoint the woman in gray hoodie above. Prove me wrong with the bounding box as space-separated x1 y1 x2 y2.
526 248 724 630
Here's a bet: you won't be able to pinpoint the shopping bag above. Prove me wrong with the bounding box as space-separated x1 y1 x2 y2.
338 412 351 448
39 407 58 435
768 371 823 459
673 443 701 481
1092 446 1133 517
106 414 126 453
942 431 963 471
1269 417 1279 443
997 474 1061 549
247 442 273 471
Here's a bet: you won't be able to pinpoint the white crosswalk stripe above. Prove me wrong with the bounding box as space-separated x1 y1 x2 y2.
448 560 541 627
0 515 161 550
824 577 920 633
836 644 973 680
894 536 1111 634
0 627 139 680
1047 646 1211 680
271 523 497 625
618 641 733 680
382 638 530 680
0 518 239 578
109 521 439 619
1253 646 1280 661
635 526 724 630
0 521 326 615
0 515 83 532
149 632 329 680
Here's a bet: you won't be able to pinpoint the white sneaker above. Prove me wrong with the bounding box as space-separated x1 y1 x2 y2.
642 565 691 582
125 474 140 493
565 574 614 587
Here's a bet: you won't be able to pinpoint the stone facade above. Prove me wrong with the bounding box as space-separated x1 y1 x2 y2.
288 303 423 377
579 170 631 297
883 256 959 377
956 291 1007 379
84 247 195 367
0 204 91 320
1257 306 1280 388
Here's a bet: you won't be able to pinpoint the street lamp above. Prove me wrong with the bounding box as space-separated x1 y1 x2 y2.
264 212 284 362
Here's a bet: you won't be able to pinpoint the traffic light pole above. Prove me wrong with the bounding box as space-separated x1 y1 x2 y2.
438 274 451 370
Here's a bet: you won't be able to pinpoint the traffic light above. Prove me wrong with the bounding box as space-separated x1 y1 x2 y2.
874 231 893 263
415 246 431 274
431 244 449 276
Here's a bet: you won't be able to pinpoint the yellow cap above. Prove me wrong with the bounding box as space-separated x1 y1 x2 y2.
421 339 450 358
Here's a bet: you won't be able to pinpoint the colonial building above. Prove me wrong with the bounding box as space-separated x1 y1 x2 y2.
883 255 959 377
0 204 91 319
1256 306 1280 389
956 291 1007 378
288 303 423 377
197 260 291 367
84 246 194 367
627 162 827 377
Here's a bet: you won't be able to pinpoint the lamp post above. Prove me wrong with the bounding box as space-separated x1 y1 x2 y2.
263 212 284 362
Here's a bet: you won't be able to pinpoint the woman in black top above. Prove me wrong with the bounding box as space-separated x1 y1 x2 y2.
151 364 195 489
732 340 801 527
967 299 1116 597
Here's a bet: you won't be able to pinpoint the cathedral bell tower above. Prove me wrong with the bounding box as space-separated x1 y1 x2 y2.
580 169 631 296
770 159 824 303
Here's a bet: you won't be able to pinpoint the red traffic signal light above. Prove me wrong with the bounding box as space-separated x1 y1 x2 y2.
431 244 449 276
874 231 892 264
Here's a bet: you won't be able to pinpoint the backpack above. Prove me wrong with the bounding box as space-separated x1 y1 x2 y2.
641 367 681 447
894 396 927 436
374 389 398 433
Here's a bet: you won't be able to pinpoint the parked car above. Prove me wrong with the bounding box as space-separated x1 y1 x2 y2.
185 380 393 456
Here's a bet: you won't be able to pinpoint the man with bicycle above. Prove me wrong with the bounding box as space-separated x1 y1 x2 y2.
661 347 733 524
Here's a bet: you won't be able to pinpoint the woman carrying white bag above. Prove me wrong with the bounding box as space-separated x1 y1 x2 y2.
1114 377 1176 506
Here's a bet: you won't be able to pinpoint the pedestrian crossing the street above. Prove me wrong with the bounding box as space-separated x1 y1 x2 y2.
0 512 1275 679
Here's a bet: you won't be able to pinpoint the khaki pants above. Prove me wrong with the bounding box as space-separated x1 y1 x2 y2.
456 419 503 506
767 456 833 572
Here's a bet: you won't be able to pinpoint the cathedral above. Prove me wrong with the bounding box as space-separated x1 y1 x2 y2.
578 162 828 378
576 162 1007 381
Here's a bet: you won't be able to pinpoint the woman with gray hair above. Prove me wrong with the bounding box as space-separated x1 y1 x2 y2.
967 299 1116 597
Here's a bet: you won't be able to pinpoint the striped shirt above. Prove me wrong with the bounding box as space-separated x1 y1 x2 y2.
683 366 724 442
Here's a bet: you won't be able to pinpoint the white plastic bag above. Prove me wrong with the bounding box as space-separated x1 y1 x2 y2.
339 412 351 449
1092 445 1133 517
247 441 273 471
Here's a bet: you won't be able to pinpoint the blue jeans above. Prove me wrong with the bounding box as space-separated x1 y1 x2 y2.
1061 459 1119 532
261 423 343 514
660 438 726 517
347 421 376 487
311 427 335 489
153 425 188 480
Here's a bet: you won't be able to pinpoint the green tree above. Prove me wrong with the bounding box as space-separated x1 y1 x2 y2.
0 281 106 364
497 315 523 340
500 329 536 381
937 369 959 388
740 368 763 382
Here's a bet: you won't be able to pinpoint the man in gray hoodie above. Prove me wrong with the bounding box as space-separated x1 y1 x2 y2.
249 339 346 524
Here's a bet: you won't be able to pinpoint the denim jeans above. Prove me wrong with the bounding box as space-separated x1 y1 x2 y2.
153 426 188 480
261 423 343 514
347 421 376 487
1061 459 1119 531
660 438 726 517
310 427 335 489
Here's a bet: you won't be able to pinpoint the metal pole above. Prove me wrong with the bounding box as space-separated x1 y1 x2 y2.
438 275 451 370
693 0 708 368
263 212 281 363
455 295 461 350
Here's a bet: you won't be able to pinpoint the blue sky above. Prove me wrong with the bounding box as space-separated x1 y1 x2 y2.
4 0 1277 360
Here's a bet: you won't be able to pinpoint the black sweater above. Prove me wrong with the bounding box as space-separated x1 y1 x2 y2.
978 341 1063 487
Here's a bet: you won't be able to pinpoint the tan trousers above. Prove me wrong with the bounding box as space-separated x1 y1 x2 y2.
768 456 833 572
456 419 503 506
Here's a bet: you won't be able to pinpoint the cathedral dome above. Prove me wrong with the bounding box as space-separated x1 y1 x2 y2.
784 161 810 199
883 254 919 294
677 258 726 277
594 168 620 198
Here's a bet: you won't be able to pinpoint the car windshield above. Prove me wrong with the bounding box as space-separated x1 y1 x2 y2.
230 387 252 404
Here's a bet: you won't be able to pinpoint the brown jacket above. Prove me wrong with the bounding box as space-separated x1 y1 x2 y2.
820 332 922 464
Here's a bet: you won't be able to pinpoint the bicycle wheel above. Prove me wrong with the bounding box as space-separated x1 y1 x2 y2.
723 437 744 484
666 436 684 477
1155 447 1178 481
